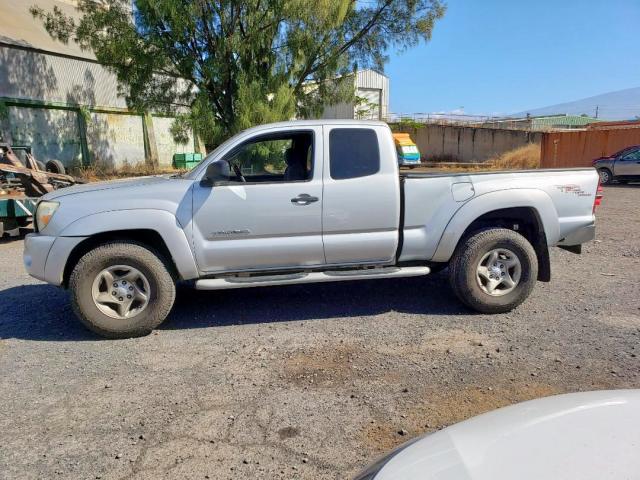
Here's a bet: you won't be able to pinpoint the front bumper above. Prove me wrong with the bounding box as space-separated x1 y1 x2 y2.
24 234 87 285
23 234 56 282
557 223 596 246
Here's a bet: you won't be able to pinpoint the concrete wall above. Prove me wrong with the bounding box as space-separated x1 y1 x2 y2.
4 105 83 165
86 112 145 169
395 124 543 162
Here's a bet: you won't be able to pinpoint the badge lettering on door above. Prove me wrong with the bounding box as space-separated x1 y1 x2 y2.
209 229 251 239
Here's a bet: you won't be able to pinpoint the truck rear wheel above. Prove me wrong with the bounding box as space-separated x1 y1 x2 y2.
69 242 176 339
448 228 538 314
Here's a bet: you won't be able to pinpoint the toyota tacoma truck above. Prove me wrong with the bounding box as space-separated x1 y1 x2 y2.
24 120 601 338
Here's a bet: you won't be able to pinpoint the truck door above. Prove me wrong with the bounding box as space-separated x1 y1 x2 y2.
321 125 400 265
614 147 640 177
191 127 325 273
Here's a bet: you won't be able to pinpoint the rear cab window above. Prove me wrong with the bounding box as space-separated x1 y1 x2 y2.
329 128 380 180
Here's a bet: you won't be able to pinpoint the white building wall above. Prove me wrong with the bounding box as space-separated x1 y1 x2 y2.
355 70 389 120
0 45 127 109
320 102 357 119
0 1 197 170
318 70 389 120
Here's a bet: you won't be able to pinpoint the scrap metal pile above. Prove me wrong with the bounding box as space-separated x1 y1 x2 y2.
0 144 82 196
1 144 83 236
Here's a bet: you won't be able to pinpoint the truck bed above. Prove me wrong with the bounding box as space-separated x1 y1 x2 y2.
398 167 599 263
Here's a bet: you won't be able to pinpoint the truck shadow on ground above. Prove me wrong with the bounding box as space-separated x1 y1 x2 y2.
165 272 468 331
0 271 470 341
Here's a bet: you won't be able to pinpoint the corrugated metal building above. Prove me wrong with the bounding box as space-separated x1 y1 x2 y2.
320 70 389 120
0 0 197 170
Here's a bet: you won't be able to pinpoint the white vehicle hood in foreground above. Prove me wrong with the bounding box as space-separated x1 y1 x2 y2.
371 390 640 480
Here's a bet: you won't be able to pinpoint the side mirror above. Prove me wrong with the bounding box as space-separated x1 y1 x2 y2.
202 161 231 186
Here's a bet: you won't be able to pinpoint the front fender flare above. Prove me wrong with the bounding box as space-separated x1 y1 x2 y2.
431 189 560 262
60 209 199 280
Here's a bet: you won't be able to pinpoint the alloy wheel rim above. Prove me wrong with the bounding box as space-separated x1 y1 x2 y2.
91 265 150 319
476 248 521 296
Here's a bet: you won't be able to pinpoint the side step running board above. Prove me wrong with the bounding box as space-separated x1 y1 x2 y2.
195 266 430 290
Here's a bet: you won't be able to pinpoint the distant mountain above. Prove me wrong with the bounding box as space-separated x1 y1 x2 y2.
514 87 640 121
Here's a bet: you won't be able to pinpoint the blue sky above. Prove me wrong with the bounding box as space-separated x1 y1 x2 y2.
384 0 640 116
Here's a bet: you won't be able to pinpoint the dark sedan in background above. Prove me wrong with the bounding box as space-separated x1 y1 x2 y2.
593 145 640 184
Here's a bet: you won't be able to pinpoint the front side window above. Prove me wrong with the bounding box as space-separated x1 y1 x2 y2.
223 131 313 183
329 128 380 180
620 148 640 161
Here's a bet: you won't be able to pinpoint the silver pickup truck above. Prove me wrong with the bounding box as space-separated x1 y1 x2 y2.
24 120 601 338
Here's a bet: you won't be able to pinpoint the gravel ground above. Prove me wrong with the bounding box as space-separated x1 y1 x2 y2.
1 185 639 480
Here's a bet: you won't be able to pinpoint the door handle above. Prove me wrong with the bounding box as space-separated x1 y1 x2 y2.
291 194 319 205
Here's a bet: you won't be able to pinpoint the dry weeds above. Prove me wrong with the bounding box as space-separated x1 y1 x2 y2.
490 143 541 170
69 162 183 182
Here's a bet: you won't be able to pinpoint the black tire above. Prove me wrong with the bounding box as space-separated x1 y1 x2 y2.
598 168 612 185
448 228 538 314
16 216 31 227
69 242 176 339
428 263 448 274
45 159 66 174
36 160 46 171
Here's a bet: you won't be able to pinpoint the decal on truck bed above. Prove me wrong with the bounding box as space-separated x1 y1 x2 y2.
555 184 591 197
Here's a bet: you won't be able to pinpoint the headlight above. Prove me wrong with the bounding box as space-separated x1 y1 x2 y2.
35 201 59 232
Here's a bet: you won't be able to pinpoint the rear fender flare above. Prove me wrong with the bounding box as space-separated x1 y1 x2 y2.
431 189 560 262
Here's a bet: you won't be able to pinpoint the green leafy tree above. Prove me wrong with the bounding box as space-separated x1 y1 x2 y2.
31 0 445 146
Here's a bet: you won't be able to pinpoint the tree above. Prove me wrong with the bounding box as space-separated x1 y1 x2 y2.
31 0 445 146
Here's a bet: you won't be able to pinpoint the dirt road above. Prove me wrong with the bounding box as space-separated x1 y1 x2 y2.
1 185 638 479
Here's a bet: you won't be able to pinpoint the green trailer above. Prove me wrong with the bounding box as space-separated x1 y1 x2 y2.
0 196 37 237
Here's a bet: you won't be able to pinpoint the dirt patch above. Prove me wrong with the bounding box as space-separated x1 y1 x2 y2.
362 382 560 453
597 314 640 330
283 344 369 388
277 426 300 440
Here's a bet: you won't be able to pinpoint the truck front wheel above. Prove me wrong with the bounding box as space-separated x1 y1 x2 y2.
448 228 538 314
69 242 176 339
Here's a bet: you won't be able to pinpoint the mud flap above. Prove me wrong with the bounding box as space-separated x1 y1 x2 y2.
534 241 551 282
558 244 582 255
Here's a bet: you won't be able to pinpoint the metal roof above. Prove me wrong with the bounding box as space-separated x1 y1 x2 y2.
0 0 95 60
586 120 640 130
531 115 602 128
